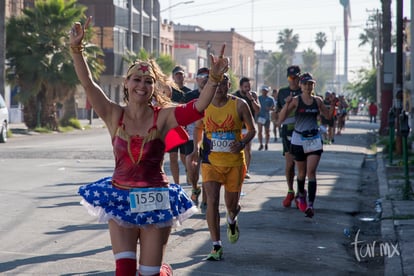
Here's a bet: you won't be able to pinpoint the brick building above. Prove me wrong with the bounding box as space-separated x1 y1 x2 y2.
175 25 255 82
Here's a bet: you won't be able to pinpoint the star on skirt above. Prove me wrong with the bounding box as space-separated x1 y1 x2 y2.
78 177 197 228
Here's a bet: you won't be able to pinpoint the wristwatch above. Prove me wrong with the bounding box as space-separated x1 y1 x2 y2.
239 141 246 148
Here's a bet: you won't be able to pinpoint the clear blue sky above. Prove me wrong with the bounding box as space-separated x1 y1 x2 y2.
161 0 411 81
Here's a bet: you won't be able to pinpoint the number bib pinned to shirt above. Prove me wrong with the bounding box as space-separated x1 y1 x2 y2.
211 131 236 152
129 187 170 213
301 133 322 153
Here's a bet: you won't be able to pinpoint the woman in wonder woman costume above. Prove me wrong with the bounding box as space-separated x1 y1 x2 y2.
70 17 229 276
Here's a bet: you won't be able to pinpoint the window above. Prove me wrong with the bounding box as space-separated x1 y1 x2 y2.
113 27 127 53
113 0 128 9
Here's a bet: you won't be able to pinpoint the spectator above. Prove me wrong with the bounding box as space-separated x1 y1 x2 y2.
257 85 275 150
369 102 378 123
168 65 192 184
232 77 260 179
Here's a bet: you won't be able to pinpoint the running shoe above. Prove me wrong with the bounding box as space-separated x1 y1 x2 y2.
295 190 307 212
282 191 295 207
258 144 264 151
244 172 251 179
227 220 240 244
205 246 223 261
265 144 268 150
160 263 173 276
191 187 201 206
305 207 314 218
199 202 207 213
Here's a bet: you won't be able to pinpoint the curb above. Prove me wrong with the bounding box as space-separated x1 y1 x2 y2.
377 151 403 276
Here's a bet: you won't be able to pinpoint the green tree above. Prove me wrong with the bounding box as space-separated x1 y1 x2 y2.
276 29 299 64
302 48 317 73
6 0 104 129
263 52 288 89
315 32 327 64
155 54 175 75
345 68 376 101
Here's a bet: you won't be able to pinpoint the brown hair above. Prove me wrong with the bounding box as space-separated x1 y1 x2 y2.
123 59 178 107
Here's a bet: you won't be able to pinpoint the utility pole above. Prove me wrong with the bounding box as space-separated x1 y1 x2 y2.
395 0 403 155
376 10 382 108
380 0 393 135
410 0 414 133
339 0 350 83
366 8 382 108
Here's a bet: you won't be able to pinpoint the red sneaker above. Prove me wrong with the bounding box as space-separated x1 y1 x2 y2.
282 191 295 207
295 190 307 212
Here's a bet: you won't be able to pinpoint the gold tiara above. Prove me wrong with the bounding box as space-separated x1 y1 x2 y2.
127 62 156 79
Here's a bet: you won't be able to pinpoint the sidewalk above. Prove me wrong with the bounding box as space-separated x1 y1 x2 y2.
9 118 106 135
378 141 414 275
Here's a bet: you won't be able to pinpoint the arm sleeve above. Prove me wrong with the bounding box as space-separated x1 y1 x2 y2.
174 99 205 126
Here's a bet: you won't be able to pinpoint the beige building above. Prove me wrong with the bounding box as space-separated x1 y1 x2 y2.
160 19 174 57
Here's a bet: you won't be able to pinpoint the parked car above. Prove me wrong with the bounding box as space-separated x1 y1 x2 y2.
0 94 9 143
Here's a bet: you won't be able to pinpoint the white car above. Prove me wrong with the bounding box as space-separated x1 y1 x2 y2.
0 94 9 143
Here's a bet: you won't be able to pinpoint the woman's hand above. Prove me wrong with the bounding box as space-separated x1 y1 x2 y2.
208 44 229 83
285 92 293 105
70 16 91 46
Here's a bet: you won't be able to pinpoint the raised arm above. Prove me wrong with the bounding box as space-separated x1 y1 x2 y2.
70 16 118 128
194 44 229 112
249 92 261 114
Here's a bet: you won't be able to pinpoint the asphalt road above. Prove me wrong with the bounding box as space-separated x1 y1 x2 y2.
0 117 385 275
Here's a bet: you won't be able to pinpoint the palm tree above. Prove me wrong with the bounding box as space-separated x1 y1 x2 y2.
358 13 380 69
6 0 104 128
276 29 299 64
315 32 327 66
263 52 287 89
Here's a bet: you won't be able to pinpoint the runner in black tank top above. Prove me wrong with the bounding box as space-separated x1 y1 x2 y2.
277 72 336 219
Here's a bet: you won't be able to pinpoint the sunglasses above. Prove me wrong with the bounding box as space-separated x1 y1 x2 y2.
197 73 209 79
287 76 299 81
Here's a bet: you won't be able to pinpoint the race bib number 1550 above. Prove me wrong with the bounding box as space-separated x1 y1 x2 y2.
129 187 170 213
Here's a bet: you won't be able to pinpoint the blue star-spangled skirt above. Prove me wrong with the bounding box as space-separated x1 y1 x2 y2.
78 177 197 228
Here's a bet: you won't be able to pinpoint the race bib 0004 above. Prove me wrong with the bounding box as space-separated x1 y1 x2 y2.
129 187 170 213
211 131 236 152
